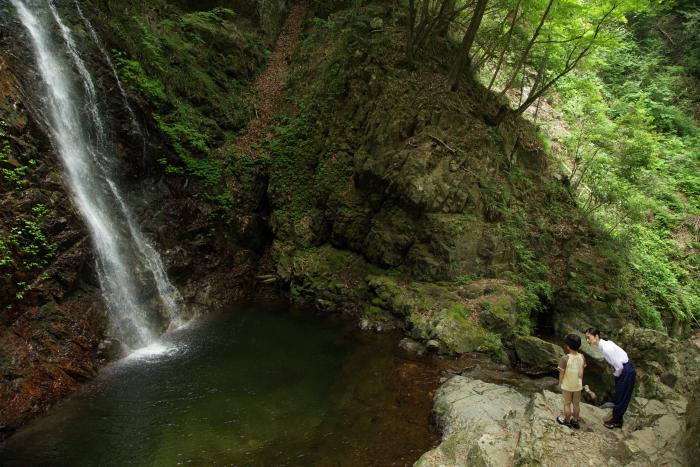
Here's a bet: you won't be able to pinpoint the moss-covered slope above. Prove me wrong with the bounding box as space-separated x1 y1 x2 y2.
260 5 642 356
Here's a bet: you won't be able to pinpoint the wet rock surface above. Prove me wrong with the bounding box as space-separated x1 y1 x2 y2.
0 290 106 439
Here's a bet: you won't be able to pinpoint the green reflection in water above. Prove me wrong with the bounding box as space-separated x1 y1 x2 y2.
1 303 437 466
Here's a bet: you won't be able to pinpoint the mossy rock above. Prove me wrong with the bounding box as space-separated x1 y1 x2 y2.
513 335 564 375
685 383 700 461
363 206 417 268
287 244 371 310
478 295 519 335
325 184 373 251
366 275 414 317
359 304 398 331
408 303 504 358
406 243 447 281
365 276 521 359
409 213 508 280
354 131 492 214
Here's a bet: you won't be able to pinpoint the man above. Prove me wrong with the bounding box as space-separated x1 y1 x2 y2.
585 327 636 429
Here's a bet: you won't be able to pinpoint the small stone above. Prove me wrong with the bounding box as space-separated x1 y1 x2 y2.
426 339 441 352
399 337 426 355
370 17 383 29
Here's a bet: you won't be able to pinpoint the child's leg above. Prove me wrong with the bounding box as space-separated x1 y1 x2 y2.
562 391 572 420
572 390 581 421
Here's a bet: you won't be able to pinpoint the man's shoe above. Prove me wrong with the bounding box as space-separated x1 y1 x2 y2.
604 420 622 429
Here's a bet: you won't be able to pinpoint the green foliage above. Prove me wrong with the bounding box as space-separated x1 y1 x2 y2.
546 1 700 326
9 204 57 270
107 3 270 217
262 9 393 247
456 0 657 117
0 123 49 310
502 211 552 312
264 113 318 227
0 120 29 189
113 52 166 104
1 204 57 309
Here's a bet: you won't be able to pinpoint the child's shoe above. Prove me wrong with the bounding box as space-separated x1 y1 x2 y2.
569 419 580 429
556 416 570 426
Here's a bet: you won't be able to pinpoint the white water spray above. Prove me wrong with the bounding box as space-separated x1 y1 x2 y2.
11 0 182 348
72 0 142 141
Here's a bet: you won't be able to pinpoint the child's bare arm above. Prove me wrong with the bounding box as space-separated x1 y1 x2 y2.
557 355 567 386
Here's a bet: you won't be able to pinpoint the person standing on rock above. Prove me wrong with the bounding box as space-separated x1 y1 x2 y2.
585 327 636 429
557 333 586 429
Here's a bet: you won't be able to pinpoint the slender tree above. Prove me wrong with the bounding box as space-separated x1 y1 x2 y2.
495 0 554 104
448 0 490 90
509 4 620 119
483 0 522 99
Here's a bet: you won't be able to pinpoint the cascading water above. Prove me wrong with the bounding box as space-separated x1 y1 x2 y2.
11 0 182 348
72 0 143 144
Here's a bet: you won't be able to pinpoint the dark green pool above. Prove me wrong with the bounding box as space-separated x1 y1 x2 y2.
0 303 440 466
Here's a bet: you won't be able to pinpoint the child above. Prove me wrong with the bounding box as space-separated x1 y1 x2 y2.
557 333 586 429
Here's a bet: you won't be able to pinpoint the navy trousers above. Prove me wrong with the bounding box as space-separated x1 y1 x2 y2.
612 361 636 423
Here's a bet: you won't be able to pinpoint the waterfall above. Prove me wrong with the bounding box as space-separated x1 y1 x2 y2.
72 0 143 144
11 0 182 348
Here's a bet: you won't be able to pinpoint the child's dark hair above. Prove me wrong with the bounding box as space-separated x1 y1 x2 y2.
564 333 581 350
584 327 600 337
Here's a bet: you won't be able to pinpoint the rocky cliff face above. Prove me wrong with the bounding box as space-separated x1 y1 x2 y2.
261 6 646 364
0 34 106 437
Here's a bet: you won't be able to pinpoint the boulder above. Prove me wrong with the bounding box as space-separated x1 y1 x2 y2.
399 337 426 355
513 335 564 375
617 324 700 397
408 304 504 358
416 376 690 467
477 296 519 335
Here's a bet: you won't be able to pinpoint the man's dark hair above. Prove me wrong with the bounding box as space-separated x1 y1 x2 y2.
584 327 600 337
565 333 581 350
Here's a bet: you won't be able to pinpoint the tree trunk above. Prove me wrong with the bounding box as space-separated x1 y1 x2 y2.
448 0 489 91
486 0 521 95
435 0 457 38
